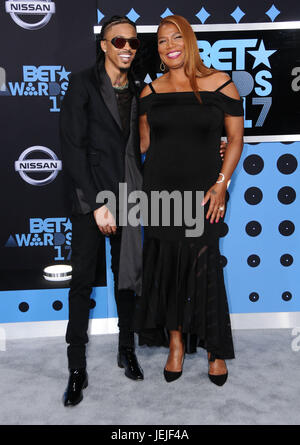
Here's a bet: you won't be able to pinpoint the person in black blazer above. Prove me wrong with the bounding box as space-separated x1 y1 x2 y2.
60 16 144 406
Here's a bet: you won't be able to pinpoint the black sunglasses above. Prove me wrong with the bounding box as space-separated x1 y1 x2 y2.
104 37 140 50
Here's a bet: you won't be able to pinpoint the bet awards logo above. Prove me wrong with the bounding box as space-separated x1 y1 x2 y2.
197 38 277 129
5 217 72 262
0 65 70 112
5 0 55 30
15 146 62 186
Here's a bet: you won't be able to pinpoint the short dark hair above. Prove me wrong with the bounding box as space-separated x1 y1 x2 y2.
99 15 137 41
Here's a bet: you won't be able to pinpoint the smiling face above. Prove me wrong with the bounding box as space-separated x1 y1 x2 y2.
101 23 138 71
157 22 185 70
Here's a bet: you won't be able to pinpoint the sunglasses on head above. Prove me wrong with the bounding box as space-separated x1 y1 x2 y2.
105 36 140 50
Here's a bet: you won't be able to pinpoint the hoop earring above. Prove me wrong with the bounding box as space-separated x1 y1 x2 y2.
160 61 165 72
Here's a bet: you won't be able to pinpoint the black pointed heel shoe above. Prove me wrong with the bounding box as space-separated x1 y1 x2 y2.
208 352 228 386
164 347 185 383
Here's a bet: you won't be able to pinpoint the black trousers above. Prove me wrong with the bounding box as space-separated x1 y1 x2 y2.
66 212 136 369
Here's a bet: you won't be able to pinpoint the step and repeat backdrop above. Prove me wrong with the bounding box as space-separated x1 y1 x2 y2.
0 0 299 336
0 0 109 328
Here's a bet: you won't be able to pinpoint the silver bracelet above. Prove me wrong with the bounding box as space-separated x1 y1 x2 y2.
216 173 225 183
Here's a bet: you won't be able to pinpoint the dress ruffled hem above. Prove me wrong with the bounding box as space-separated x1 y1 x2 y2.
134 237 235 359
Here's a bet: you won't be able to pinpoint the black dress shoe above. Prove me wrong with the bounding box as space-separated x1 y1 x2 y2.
208 352 228 386
117 347 144 380
63 368 88 406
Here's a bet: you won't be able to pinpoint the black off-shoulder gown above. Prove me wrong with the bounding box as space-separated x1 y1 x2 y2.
135 80 244 359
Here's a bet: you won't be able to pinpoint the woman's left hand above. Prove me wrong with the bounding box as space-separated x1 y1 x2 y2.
201 182 227 223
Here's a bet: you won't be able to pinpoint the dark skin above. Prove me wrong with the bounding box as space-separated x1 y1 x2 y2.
139 23 244 376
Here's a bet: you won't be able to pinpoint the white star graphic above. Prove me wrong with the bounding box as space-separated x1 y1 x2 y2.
247 40 276 69
57 67 71 81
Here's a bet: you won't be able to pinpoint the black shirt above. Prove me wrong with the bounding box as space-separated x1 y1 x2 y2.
114 87 132 142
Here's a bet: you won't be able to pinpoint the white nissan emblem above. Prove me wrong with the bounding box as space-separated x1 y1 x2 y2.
5 0 56 31
15 146 62 186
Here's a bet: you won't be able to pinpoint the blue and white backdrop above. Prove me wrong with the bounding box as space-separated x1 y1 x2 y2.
0 0 299 340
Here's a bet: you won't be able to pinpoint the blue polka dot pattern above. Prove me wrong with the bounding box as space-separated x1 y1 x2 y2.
220 142 298 313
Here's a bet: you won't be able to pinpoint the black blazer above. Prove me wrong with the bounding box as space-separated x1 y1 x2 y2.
60 59 142 215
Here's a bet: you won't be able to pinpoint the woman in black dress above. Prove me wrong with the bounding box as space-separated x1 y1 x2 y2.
135 15 244 385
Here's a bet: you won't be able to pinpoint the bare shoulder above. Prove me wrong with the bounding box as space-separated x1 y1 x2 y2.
140 75 169 97
216 71 230 83
212 72 240 100
151 74 169 92
152 74 168 85
140 84 152 99
206 71 230 88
